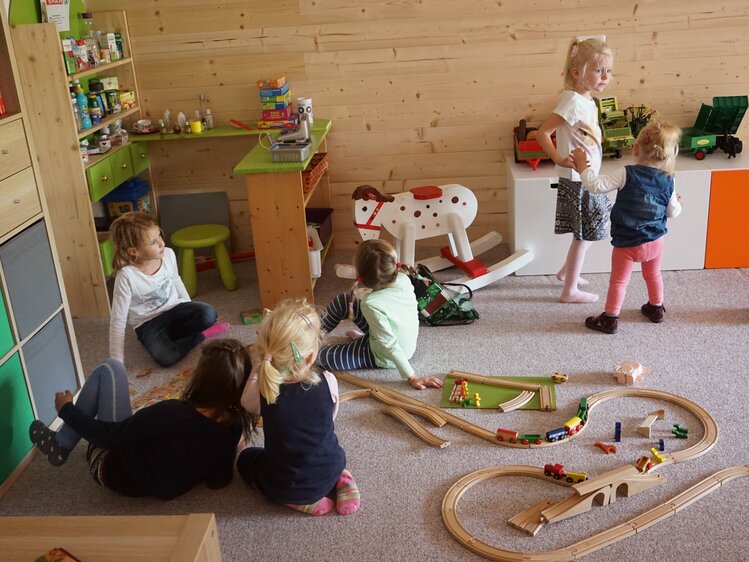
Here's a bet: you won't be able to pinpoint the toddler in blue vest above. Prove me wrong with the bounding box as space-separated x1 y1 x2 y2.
571 121 683 334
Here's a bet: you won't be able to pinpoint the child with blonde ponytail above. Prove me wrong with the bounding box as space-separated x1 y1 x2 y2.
571 121 683 333
237 298 360 516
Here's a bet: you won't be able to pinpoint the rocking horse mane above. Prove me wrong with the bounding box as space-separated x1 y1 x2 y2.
352 184 395 202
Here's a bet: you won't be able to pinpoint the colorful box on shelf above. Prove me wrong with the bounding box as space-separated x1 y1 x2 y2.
262 107 293 121
257 119 296 129
258 82 290 97
260 99 291 111
256 76 286 89
260 90 292 103
101 177 152 216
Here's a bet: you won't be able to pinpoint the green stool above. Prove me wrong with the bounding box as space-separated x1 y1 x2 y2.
170 224 237 298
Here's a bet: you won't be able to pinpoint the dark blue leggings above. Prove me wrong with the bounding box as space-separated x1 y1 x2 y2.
135 301 216 366
317 293 378 371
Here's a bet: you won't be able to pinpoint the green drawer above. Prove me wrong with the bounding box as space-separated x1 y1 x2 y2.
0 288 14 357
86 157 116 202
129 142 150 175
110 147 134 187
0 353 35 483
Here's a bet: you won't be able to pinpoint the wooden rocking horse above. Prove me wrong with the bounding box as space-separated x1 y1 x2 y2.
340 184 533 292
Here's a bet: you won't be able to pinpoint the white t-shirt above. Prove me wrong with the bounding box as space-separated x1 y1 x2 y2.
553 90 603 181
108 247 190 362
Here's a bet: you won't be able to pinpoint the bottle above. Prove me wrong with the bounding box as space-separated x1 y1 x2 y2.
81 13 100 68
71 94 82 131
80 139 89 165
204 108 214 130
87 93 103 125
73 80 92 129
198 94 207 119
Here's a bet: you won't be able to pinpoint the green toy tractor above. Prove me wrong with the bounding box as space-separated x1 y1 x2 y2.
681 96 747 160
594 97 635 158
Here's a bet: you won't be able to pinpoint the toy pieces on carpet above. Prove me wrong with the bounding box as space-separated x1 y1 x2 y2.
440 372 556 411
131 368 192 410
241 309 263 325
136 367 154 378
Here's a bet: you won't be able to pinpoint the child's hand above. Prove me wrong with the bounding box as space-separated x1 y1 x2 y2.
408 376 444 390
54 390 74 413
570 148 589 173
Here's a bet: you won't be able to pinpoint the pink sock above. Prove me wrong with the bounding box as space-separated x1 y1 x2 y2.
335 469 361 515
202 321 230 339
285 496 335 516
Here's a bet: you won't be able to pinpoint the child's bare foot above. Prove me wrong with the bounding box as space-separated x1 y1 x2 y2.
560 290 599 304
408 376 444 390
346 329 365 340
556 271 589 286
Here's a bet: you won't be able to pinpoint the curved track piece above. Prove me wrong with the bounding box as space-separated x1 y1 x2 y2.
382 406 450 448
498 390 535 412
442 465 749 562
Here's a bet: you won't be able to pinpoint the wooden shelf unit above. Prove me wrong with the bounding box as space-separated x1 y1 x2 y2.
233 120 333 309
0 4 82 494
13 11 145 318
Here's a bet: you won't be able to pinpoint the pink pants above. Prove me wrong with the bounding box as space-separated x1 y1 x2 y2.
605 238 665 316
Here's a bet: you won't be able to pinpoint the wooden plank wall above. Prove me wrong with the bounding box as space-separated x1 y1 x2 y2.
89 0 749 253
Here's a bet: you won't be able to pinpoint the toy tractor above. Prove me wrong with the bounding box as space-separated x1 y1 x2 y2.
594 97 635 158
681 96 747 160
513 119 555 171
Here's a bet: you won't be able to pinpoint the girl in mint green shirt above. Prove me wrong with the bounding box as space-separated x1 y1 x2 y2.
317 240 443 390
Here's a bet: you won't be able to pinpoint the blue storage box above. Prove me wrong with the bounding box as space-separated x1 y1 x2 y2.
101 178 152 216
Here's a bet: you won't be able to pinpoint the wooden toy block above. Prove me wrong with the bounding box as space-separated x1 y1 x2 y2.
638 409 665 437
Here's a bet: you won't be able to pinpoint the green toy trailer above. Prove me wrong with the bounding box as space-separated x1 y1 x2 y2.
594 97 635 158
513 119 554 171
681 96 747 160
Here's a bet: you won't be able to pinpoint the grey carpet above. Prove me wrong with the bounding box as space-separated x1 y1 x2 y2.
2 246 748 562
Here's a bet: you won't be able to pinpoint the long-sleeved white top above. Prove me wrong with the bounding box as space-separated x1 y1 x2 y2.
108 247 190 362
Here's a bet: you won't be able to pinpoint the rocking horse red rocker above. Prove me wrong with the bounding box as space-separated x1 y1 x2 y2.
340 184 534 292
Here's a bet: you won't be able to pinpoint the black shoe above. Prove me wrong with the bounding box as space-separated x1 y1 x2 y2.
641 302 665 323
585 312 619 334
29 420 70 467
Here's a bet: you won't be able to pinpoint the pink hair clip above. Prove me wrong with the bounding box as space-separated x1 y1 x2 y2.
263 353 273 362
570 43 580 58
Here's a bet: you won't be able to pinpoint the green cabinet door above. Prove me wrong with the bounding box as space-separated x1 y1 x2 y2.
129 142 150 175
0 353 34 483
110 146 134 187
86 157 116 202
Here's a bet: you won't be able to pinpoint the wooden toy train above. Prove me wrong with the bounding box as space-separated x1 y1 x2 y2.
496 397 589 444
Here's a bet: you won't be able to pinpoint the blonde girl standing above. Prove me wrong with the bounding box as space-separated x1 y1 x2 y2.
571 121 683 333
537 37 614 303
109 212 229 366
238 299 360 516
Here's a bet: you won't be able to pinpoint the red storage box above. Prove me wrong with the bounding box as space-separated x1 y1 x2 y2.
302 152 329 193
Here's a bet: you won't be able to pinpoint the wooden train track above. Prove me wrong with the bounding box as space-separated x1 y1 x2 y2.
334 371 728 560
441 465 749 561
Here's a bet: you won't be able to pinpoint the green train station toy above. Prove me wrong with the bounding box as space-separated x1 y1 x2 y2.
681 95 747 160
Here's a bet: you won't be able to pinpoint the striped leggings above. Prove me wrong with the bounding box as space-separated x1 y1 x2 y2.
317 293 378 371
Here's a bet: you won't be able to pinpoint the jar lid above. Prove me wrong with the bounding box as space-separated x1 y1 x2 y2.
90 82 105 92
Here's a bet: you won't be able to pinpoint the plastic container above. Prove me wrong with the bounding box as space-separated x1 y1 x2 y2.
270 142 311 162
307 226 323 278
101 178 152 216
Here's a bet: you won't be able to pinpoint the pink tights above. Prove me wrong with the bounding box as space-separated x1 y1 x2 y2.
605 238 665 316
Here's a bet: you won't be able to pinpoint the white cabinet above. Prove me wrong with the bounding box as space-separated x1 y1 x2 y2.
507 155 712 275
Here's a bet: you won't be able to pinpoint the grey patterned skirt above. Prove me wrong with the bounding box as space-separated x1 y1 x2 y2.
554 177 611 241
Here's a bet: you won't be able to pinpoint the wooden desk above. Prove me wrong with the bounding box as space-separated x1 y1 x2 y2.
233 119 333 309
0 513 221 561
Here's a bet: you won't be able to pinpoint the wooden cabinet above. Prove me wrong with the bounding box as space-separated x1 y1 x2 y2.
0 5 82 491
13 11 146 318
234 120 333 309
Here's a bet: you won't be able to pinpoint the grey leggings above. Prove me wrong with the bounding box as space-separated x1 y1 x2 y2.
317 293 378 372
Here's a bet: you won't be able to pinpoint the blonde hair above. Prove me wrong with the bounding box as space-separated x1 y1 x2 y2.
254 299 322 405
355 239 400 291
634 121 682 175
563 38 613 90
109 212 160 270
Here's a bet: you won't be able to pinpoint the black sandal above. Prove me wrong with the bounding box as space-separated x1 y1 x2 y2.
29 420 70 467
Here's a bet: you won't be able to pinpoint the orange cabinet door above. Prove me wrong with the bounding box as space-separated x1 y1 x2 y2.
705 170 749 268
